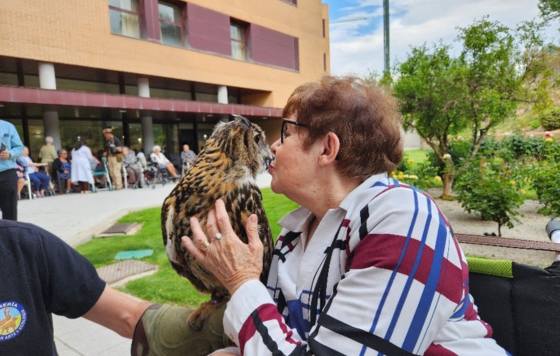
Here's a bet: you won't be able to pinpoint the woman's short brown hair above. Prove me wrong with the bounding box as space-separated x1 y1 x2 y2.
283 76 403 180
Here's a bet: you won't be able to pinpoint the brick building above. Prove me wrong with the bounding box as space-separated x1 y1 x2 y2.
0 0 330 157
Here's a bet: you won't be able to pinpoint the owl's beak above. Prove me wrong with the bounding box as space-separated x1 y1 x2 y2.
264 155 274 170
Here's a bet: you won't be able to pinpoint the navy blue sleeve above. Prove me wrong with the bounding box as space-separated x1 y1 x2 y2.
36 225 106 318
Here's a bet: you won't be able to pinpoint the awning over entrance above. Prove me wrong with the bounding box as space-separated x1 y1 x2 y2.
0 85 283 118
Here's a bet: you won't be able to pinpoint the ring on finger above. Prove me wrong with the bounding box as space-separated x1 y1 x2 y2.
215 232 223 241
199 239 210 251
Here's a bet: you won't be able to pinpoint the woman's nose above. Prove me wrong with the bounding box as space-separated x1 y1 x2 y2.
271 139 280 154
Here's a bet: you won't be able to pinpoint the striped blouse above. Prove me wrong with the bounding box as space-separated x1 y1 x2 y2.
222 173 507 355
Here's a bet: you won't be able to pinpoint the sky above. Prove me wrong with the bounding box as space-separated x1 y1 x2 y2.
323 0 559 77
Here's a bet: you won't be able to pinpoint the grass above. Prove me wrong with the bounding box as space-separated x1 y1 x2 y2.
404 148 430 166
76 188 298 306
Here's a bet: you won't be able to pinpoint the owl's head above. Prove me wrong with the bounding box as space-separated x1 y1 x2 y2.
209 115 273 176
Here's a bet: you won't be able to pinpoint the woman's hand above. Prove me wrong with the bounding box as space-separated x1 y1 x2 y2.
182 199 264 295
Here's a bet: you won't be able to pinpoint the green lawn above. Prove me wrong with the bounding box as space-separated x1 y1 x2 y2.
403 148 430 167
76 188 298 306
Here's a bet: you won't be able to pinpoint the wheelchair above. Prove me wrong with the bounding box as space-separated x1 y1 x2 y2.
143 160 171 187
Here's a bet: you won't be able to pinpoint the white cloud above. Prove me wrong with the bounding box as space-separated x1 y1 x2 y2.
329 0 559 77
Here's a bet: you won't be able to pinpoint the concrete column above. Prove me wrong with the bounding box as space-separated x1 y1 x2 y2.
217 85 228 104
38 63 56 90
141 116 154 154
138 78 151 98
138 78 154 153
39 63 61 150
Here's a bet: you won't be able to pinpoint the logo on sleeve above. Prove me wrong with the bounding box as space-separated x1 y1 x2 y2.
0 302 27 342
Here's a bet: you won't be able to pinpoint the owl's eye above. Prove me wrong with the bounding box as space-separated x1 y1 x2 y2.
254 134 261 143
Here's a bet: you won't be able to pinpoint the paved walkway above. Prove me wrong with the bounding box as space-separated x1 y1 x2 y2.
15 173 272 355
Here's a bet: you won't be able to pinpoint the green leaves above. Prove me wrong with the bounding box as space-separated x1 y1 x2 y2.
539 0 560 21
455 157 524 237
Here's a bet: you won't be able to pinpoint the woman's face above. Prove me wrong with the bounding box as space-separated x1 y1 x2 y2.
269 116 320 199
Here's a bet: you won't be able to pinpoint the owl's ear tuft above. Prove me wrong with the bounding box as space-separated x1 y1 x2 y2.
232 114 251 129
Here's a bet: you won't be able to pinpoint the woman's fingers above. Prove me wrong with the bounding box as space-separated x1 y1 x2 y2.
214 199 235 236
206 209 219 243
189 216 209 249
245 214 261 249
181 236 206 262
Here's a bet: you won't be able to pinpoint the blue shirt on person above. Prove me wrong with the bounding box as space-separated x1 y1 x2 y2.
0 120 24 173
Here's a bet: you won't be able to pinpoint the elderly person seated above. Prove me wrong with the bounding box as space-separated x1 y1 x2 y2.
150 145 178 178
17 146 50 197
52 149 72 194
122 146 144 187
180 143 197 172
181 76 506 355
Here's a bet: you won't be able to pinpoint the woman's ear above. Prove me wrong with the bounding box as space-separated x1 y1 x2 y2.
318 132 340 166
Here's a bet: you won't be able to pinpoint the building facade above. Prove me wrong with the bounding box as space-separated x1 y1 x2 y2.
0 0 330 158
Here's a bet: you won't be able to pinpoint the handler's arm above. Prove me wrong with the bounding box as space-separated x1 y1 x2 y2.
83 286 151 338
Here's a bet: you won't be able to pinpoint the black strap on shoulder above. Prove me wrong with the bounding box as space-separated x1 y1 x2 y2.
318 314 417 356
309 223 344 326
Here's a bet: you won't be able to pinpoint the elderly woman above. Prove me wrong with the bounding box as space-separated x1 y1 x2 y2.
182 77 506 355
150 145 179 178
17 146 50 197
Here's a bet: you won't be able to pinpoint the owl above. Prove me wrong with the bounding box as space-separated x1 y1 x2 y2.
161 115 274 329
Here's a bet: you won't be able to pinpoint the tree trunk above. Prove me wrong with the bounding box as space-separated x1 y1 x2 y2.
498 223 502 237
441 173 454 200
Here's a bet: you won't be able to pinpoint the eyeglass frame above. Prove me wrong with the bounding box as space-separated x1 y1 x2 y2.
280 119 308 144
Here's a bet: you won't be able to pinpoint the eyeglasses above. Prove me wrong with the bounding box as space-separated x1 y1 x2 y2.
281 119 308 144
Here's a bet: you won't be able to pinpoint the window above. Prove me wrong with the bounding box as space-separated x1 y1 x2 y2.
109 0 140 38
159 1 184 46
230 21 248 60
322 19 326 38
323 53 327 72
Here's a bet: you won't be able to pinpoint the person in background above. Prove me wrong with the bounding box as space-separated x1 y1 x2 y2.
0 119 23 220
38 136 57 175
52 149 72 194
17 146 50 198
180 143 197 174
150 145 179 178
15 163 27 199
71 138 97 193
102 127 123 190
136 148 148 171
122 146 144 188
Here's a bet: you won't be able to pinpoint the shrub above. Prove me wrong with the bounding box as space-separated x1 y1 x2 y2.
392 162 442 190
540 108 560 130
455 157 524 236
478 137 501 156
501 135 546 160
543 138 560 162
532 161 560 217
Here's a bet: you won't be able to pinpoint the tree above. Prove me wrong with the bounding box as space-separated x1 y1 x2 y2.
393 45 468 198
539 0 560 21
458 18 521 155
